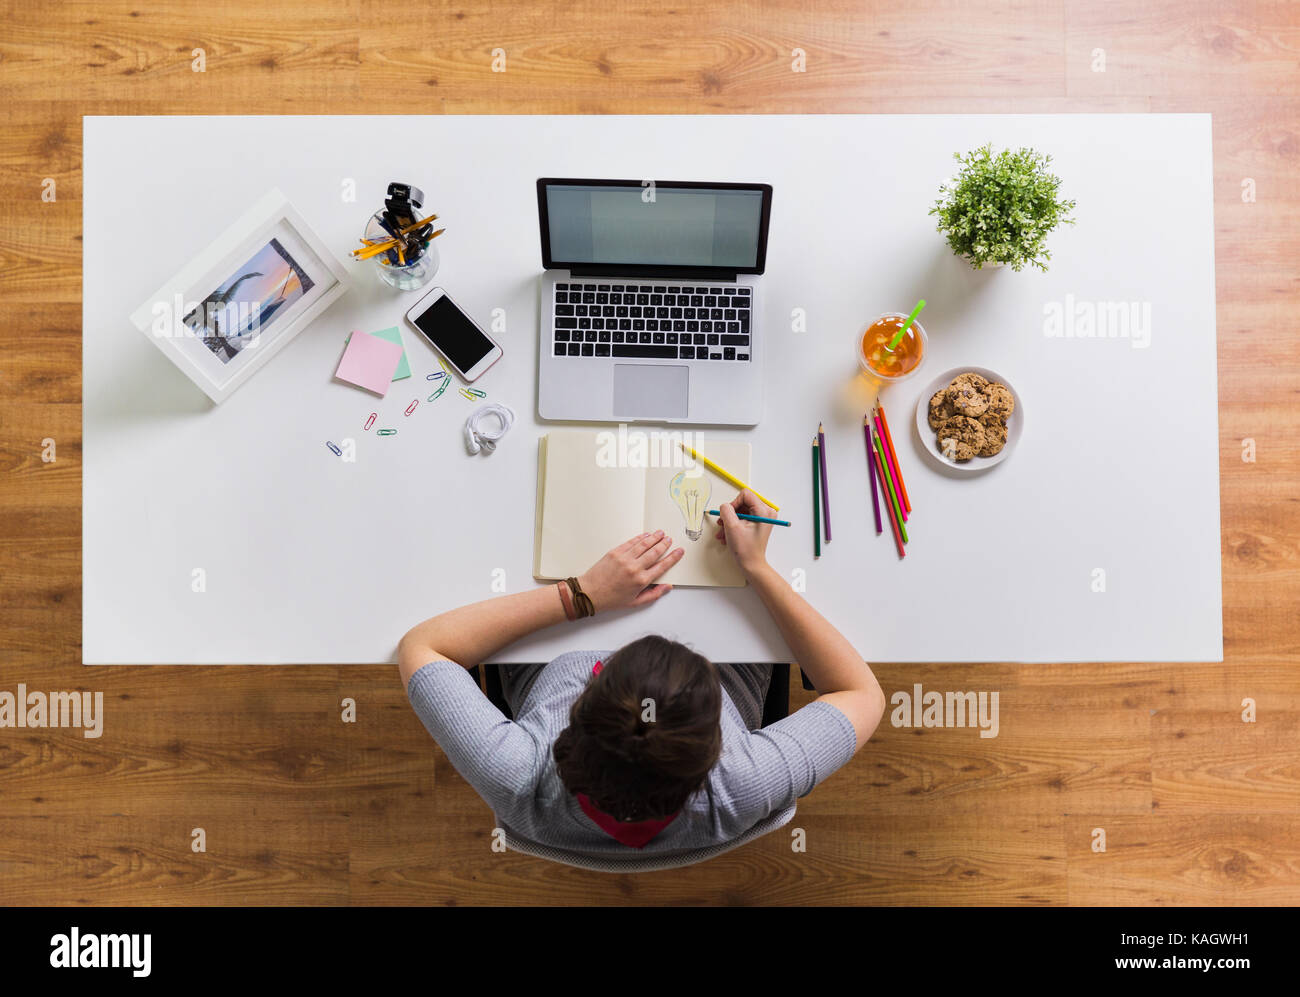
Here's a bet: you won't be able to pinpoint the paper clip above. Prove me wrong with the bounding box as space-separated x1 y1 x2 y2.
364 413 376 431
377 428 397 436
428 382 449 402
326 441 342 456
426 372 446 381
466 387 487 398
405 399 419 416
459 387 476 400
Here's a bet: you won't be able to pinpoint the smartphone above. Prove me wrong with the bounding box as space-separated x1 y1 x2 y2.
404 286 503 382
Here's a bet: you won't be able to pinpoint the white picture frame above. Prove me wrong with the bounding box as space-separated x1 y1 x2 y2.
128 187 350 404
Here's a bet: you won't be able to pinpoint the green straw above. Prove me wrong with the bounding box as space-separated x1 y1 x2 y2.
887 299 927 350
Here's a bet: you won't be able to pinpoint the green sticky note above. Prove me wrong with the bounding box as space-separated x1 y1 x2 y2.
345 327 410 380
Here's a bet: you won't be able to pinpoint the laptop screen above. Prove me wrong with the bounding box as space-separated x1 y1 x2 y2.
539 180 771 273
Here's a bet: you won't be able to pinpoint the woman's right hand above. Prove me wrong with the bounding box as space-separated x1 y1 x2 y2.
715 489 775 574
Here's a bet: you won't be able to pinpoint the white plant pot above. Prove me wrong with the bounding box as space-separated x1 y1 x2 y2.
963 256 1007 271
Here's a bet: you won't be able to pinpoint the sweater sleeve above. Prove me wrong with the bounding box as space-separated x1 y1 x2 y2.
709 698 858 834
404 660 542 821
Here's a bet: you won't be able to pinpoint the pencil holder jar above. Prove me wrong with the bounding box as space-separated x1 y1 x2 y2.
364 211 439 291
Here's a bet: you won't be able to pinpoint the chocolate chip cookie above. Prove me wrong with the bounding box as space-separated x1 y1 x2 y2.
984 382 1015 420
951 371 990 393
935 415 985 462
946 377 990 418
977 417 1007 456
928 389 955 429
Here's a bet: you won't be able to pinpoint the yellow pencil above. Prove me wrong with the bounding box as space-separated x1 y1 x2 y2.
679 442 780 512
398 213 439 235
352 239 398 260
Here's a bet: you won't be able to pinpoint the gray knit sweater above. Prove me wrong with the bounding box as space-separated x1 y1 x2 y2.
404 649 856 856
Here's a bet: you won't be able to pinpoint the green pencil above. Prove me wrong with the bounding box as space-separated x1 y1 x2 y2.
812 436 821 558
873 429 909 545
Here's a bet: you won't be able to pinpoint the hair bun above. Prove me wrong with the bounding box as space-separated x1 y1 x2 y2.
622 728 651 761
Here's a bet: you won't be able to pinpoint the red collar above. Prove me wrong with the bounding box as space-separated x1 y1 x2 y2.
577 792 679 848
576 659 680 848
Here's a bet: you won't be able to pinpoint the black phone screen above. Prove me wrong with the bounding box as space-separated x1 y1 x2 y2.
411 294 495 373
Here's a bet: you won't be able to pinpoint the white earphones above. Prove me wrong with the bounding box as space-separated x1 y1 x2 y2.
464 402 516 455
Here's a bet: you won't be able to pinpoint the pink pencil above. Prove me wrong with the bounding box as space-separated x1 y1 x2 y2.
873 407 907 522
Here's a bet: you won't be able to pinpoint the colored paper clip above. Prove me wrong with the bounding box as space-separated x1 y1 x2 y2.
428 381 449 402
326 441 342 456
466 387 487 398
376 428 397 436
405 399 419 416
364 413 376 431
459 387 476 400
426 372 446 381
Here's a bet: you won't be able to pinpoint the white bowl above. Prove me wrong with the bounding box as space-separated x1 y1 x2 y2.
914 366 1023 472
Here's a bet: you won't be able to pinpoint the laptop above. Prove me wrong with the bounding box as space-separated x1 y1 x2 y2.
536 178 773 425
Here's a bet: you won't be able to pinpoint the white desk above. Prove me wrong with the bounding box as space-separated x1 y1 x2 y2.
83 115 1222 664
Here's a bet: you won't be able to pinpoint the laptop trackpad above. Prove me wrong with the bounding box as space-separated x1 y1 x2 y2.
612 364 689 419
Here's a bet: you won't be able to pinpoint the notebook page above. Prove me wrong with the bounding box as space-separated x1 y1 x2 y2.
640 439 751 588
535 431 647 580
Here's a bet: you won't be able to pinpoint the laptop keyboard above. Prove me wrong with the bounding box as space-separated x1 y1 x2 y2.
550 281 752 361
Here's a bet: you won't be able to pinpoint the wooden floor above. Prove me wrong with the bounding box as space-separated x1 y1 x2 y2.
2 1 1297 905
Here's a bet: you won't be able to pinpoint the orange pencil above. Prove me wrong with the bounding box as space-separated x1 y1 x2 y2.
876 399 911 513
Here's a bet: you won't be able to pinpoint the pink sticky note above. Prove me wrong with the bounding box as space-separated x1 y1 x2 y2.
334 330 405 396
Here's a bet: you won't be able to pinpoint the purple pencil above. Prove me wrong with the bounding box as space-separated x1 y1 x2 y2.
864 415 882 534
817 421 831 542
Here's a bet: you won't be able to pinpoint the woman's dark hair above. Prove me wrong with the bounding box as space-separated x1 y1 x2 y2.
553 635 722 822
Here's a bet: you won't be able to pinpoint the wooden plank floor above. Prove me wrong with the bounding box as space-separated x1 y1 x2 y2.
1 0 1297 905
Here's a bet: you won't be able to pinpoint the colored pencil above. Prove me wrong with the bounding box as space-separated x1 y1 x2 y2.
871 428 905 557
352 239 399 260
872 428 906 557
817 421 831 543
397 213 439 235
873 426 908 546
876 399 911 513
864 415 882 534
873 407 907 522
812 437 821 558
706 510 791 527
679 442 780 511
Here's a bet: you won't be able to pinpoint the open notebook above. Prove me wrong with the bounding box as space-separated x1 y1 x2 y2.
534 431 752 588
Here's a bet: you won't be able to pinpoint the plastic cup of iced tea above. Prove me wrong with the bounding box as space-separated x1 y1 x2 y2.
858 312 927 382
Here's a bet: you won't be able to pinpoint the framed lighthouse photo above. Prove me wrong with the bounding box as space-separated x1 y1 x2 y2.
128 188 350 404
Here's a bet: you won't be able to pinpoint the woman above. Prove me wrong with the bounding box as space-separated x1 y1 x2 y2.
398 489 886 857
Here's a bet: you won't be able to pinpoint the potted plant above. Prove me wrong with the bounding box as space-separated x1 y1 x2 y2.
929 145 1076 272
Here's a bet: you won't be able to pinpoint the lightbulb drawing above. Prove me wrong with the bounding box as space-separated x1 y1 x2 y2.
669 469 711 542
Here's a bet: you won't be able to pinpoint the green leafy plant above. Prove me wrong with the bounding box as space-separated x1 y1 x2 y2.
929 145 1076 272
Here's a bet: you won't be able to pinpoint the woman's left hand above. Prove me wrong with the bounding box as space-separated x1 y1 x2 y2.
578 530 683 612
